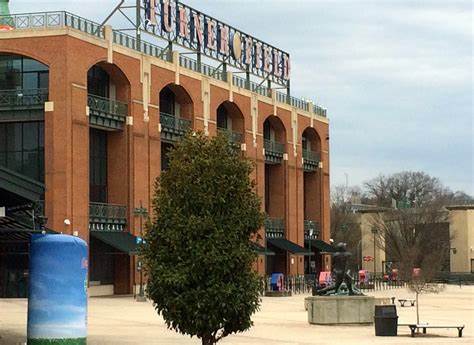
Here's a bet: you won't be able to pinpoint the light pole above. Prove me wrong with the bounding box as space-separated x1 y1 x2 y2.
309 227 314 274
371 227 377 278
134 201 148 301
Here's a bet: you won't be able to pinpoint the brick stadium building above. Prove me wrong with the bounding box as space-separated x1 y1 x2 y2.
0 1 331 297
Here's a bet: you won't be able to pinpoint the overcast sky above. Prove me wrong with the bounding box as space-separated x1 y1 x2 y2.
11 0 473 194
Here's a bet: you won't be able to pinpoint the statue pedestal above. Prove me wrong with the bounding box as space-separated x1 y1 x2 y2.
305 295 375 325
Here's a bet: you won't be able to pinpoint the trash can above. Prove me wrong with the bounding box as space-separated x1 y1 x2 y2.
374 305 398 336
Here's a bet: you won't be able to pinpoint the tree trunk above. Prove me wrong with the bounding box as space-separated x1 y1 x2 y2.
201 335 216 345
416 291 419 324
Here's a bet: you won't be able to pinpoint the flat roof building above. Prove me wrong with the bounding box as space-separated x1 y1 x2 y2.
0 2 330 297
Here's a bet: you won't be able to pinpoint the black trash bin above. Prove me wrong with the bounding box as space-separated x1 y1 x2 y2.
374 305 398 336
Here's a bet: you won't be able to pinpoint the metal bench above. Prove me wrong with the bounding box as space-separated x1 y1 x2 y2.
398 298 416 307
407 324 465 337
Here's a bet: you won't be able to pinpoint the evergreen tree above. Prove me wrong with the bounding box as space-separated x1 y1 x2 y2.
142 132 264 345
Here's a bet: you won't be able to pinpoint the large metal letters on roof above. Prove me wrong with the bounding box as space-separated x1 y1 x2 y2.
143 0 290 86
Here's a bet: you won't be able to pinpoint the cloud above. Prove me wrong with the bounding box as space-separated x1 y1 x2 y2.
9 0 473 194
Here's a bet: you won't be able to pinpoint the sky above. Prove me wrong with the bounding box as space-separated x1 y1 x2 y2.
10 0 473 194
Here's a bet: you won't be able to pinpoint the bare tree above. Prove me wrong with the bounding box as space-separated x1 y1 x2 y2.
363 171 457 208
330 184 363 272
369 207 450 323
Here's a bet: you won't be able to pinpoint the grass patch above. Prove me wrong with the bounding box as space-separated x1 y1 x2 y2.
28 338 86 345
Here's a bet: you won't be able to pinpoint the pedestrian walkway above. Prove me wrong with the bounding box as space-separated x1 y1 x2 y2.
0 285 472 344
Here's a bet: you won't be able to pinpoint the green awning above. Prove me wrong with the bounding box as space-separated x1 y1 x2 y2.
306 239 336 253
90 231 138 255
267 238 312 255
252 242 275 256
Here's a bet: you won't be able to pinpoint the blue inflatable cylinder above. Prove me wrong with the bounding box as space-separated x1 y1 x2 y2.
27 234 88 345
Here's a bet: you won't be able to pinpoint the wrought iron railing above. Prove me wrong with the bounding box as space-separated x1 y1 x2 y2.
89 202 127 232
0 88 48 108
304 220 320 239
178 55 226 81
263 275 313 295
313 104 327 117
88 94 128 118
303 149 320 163
217 128 243 145
113 31 172 62
0 11 104 38
160 112 192 134
264 217 285 239
0 11 327 117
302 149 320 172
263 139 285 156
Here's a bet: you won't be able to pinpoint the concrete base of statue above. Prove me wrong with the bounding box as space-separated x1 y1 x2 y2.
305 295 378 325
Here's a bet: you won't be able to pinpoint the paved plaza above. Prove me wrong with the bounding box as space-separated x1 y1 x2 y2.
0 285 472 345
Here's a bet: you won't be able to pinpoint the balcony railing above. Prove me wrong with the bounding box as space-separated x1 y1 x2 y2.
0 88 48 110
264 139 285 164
0 11 327 117
265 217 285 239
160 112 192 141
89 202 127 232
304 220 320 240
302 149 320 172
88 94 128 130
217 128 243 146
0 11 104 37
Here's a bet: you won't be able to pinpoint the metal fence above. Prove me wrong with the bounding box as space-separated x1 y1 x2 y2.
0 88 48 108
263 275 314 295
353 277 407 291
262 274 408 295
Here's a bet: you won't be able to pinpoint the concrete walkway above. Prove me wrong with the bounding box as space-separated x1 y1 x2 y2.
1 285 472 344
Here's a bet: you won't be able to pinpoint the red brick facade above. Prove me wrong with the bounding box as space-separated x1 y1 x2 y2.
0 26 330 293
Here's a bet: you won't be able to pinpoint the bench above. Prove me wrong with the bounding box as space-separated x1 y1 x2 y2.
407 324 465 337
398 298 416 307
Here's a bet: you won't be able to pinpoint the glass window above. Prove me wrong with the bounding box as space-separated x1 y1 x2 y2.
23 151 39 180
217 105 227 129
38 72 49 90
87 66 109 98
38 123 44 149
6 123 22 151
0 54 48 91
159 87 175 115
22 73 38 91
302 136 308 150
6 151 22 172
23 122 38 151
89 129 108 203
22 58 48 72
0 121 44 182
263 121 271 140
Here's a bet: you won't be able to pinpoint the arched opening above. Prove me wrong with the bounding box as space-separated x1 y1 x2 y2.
263 115 287 275
87 62 131 295
302 127 322 275
159 83 193 170
216 101 244 146
0 53 49 297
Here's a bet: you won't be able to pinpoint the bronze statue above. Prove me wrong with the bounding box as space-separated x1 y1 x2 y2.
315 242 363 296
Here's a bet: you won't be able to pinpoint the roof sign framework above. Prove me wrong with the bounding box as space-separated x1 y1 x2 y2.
101 0 291 90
